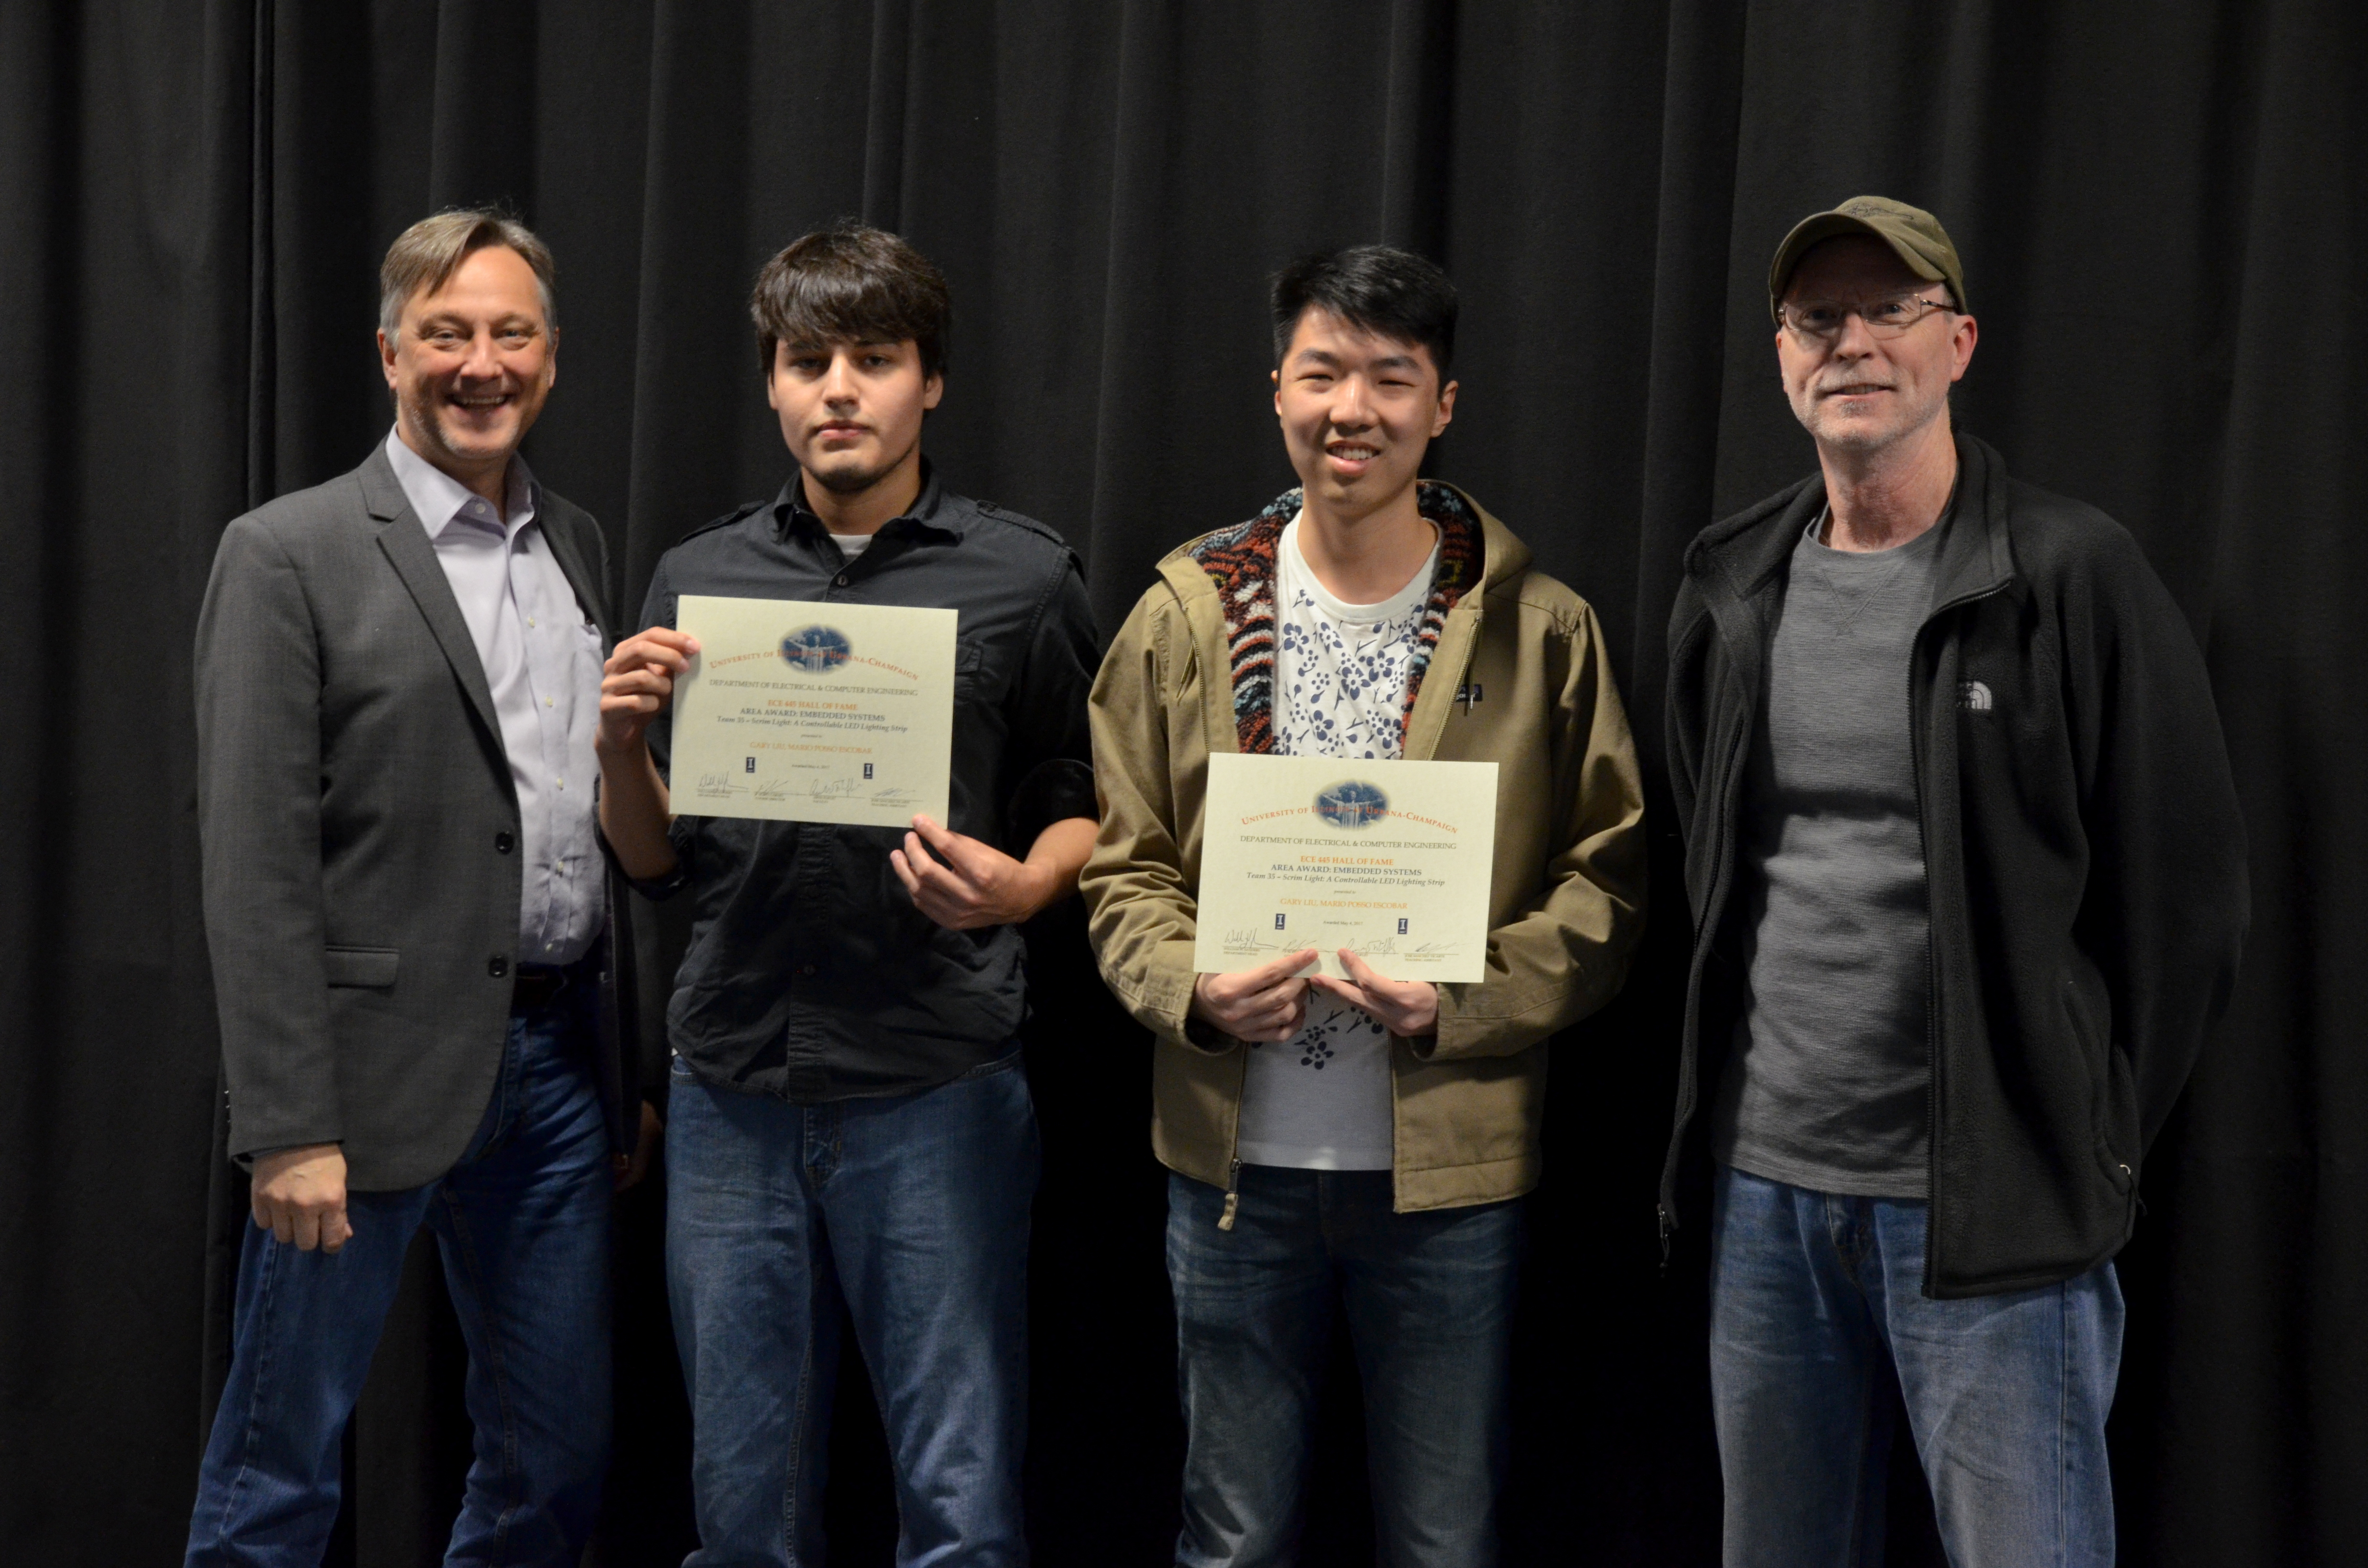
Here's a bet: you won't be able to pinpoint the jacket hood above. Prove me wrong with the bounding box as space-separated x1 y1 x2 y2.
1156 479 1533 605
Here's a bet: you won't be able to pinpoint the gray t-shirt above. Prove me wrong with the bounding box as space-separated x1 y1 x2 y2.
1710 507 1946 1198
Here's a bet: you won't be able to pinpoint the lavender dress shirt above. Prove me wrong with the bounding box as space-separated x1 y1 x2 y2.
384 429 604 966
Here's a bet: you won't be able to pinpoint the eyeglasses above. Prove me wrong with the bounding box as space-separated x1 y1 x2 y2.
1778 291 1957 343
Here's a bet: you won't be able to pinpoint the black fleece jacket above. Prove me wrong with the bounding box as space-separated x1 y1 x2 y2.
1661 432 2247 1298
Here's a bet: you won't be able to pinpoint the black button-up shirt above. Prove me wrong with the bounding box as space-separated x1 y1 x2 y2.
633 468 1098 1101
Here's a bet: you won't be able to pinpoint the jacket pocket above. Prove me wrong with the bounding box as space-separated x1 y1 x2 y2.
323 945 399 989
2063 970 2133 1193
2096 1039 2137 1194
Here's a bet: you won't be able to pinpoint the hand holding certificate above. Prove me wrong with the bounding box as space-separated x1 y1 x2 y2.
666 594 958 828
1193 753 1498 984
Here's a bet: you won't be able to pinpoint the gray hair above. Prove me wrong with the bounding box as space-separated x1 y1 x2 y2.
378 208 556 337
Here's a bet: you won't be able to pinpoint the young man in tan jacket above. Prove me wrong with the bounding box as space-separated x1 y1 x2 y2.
1080 246 1647 1568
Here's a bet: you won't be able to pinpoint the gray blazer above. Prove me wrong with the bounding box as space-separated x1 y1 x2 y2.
196 444 637 1190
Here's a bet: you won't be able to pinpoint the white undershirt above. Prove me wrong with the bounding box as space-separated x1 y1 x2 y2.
1234 514 1439 1171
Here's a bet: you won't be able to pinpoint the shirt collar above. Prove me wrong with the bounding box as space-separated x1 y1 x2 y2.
771 458 962 543
1800 480 1959 553
384 427 540 541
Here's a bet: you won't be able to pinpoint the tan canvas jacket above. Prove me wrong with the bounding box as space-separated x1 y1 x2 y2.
1082 487 1647 1213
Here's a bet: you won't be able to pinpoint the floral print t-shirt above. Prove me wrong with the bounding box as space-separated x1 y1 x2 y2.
1233 514 1441 1171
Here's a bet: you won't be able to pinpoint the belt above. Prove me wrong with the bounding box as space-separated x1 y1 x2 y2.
511 963 574 1013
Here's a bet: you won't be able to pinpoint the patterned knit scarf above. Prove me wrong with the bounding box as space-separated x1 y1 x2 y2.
1189 479 1483 755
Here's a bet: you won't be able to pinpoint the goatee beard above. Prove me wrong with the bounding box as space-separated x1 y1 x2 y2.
403 391 490 465
1802 393 1944 457
812 460 898 496
810 437 919 497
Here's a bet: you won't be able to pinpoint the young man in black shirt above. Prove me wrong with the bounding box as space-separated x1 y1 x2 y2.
598 224 1098 1566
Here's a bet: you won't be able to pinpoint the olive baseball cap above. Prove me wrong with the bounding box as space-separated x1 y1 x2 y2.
1767 196 1967 321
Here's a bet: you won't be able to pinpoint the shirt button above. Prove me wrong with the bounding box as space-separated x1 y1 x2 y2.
488 956 510 979
494 832 515 853
834 575 849 588
544 697 554 708
555 779 565 790
801 964 817 976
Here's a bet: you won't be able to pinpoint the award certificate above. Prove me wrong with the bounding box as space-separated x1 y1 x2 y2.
1193 753 1498 984
667 594 957 827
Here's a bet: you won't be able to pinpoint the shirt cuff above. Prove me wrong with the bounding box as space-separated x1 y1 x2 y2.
596 822 691 902
1006 757 1097 849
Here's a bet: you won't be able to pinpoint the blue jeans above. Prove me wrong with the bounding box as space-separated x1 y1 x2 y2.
1708 1165 2124 1568
186 983 615 1567
665 1050 1039 1568
1165 1167 1522 1568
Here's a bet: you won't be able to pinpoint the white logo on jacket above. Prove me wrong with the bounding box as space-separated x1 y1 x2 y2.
1960 680 1995 712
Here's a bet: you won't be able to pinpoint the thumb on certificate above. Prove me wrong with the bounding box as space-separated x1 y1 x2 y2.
922 818 1004 882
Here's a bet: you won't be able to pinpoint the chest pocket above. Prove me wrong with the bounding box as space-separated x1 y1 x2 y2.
954 637 993 700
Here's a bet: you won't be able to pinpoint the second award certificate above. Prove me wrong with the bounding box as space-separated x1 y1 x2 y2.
1193 753 1499 984
667 594 957 828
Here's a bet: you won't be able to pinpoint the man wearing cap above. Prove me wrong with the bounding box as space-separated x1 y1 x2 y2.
1659 196 2247 1563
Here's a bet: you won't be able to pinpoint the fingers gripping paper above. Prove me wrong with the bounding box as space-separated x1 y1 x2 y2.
668 594 957 827
1193 753 1498 983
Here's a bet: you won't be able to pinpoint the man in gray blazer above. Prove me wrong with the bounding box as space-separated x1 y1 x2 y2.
185 210 647 1567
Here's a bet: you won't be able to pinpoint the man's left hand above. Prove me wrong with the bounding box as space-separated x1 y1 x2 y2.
1308 948 1440 1037
613 1100 662 1193
891 815 1053 931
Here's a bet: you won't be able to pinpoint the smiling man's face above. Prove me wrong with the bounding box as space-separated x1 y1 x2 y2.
1777 234 1975 458
379 243 556 485
1273 307 1455 524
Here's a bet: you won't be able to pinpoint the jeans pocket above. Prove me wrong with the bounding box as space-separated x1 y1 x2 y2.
954 1045 1025 1083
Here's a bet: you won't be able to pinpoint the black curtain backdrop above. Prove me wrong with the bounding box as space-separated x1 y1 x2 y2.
4 2 2362 1563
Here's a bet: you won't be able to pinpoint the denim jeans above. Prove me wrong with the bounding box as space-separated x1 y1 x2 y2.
664 1050 1039 1568
1165 1167 1522 1568
186 980 615 1568
1708 1165 2124 1568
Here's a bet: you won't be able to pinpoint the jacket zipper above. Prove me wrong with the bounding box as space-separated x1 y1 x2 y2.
1909 639 1940 1292
1215 1030 1249 1228
1664 705 1753 1270
1217 1014 1251 1230
1389 617 1477 1221
1910 576 2011 1298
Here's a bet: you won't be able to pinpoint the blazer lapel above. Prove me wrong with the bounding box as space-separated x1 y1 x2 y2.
360 446 505 745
